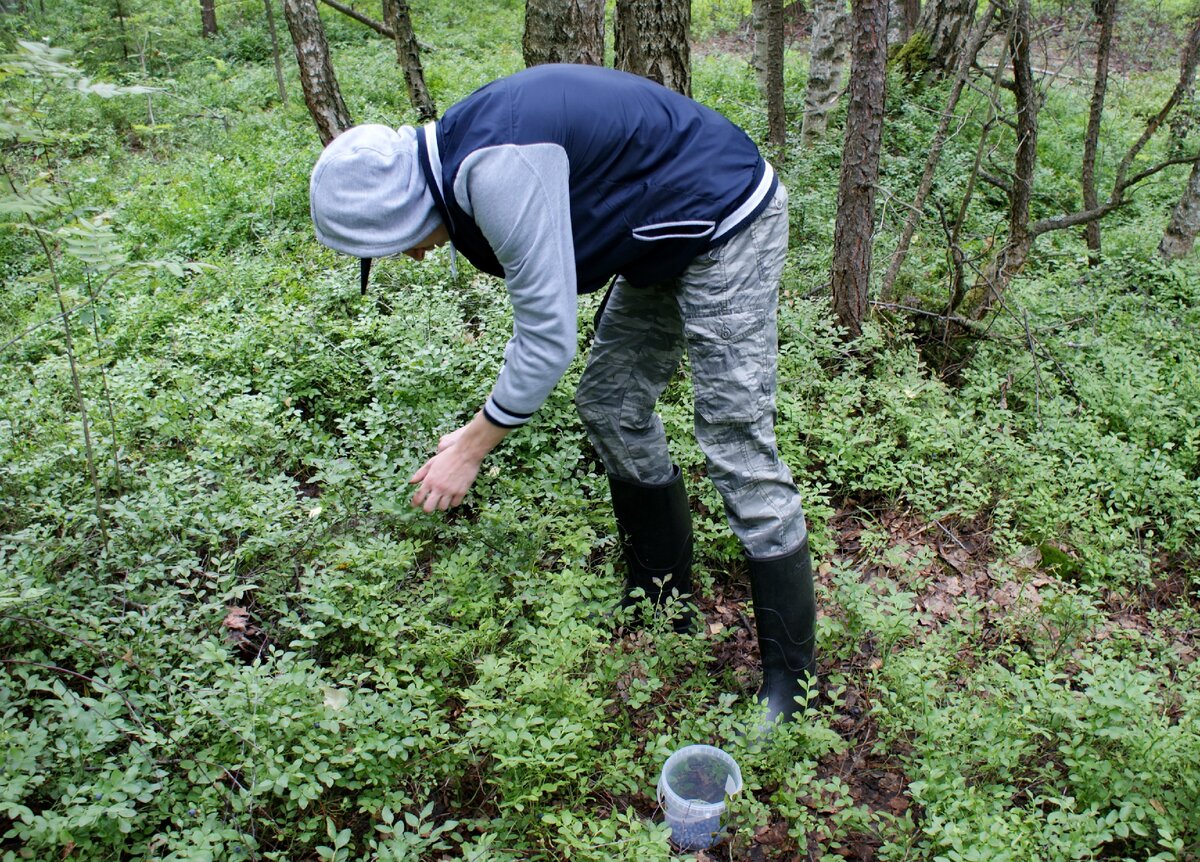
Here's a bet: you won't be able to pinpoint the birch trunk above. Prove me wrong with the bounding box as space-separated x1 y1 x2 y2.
523 0 605 67
801 0 849 147
1159 158 1200 259
614 0 692 96
282 0 353 146
916 0 975 77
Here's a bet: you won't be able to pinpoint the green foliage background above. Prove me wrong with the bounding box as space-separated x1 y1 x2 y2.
1 0 1199 859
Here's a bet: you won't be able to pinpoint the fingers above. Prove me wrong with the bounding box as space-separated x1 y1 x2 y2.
412 488 462 512
407 447 480 513
410 458 433 484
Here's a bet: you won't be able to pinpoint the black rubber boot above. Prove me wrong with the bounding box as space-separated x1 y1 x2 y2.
748 540 817 724
608 466 696 633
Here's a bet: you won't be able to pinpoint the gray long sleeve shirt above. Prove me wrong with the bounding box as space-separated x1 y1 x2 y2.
453 143 579 429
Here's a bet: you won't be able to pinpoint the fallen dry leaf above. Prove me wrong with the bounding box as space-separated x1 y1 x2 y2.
223 606 250 631
939 546 971 576
922 593 956 619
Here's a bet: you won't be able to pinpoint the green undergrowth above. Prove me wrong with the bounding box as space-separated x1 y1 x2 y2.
3 0 1200 859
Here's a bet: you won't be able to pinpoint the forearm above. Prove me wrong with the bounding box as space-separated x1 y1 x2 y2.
453 410 512 461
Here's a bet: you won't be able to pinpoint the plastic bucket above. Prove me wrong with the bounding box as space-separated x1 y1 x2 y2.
656 744 744 850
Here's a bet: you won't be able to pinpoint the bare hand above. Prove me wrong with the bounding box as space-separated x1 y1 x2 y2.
437 425 469 453
409 445 483 512
407 412 512 512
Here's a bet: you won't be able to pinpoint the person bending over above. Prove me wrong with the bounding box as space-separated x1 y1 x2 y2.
309 64 816 724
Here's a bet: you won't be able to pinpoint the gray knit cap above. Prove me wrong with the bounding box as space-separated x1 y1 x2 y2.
309 124 441 258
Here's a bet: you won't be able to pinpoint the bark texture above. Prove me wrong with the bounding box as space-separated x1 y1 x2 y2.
753 0 787 149
282 0 353 146
830 0 888 337
1082 0 1117 262
614 0 692 96
200 0 218 37
882 2 996 300
916 0 976 77
264 0 287 104
959 0 1036 319
801 0 849 147
523 0 605 67
382 0 436 121
1159 158 1200 259
887 0 918 44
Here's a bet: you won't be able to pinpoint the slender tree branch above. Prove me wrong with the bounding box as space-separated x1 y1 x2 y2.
26 219 109 551
317 0 393 37
1110 16 1200 195
871 300 986 333
1029 202 1121 236
1030 153 1200 237
978 169 1011 192
1123 152 1200 190
0 300 93 354
882 1 998 300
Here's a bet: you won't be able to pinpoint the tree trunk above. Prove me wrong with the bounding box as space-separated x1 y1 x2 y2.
753 0 769 89
800 0 849 147
959 0 1036 319
264 0 288 104
904 0 920 39
282 0 353 146
887 0 915 44
1082 0 1116 263
523 0 605 67
614 0 692 97
753 0 787 149
114 0 130 59
915 0 975 77
830 0 888 337
1159 157 1200 259
881 2 996 300
382 0 436 121
200 0 218 37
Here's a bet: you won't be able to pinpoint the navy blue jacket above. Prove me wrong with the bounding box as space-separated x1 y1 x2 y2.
417 64 776 294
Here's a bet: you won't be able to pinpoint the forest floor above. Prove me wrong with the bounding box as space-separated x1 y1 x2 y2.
598 497 1198 860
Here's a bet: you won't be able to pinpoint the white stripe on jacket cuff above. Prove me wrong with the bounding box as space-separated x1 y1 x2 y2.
483 395 534 428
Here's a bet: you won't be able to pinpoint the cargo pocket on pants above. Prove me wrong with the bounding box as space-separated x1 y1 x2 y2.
684 308 771 424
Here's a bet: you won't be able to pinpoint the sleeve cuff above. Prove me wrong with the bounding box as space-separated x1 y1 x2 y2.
483 396 535 428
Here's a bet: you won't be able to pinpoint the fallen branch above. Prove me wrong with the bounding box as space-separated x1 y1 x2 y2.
0 300 93 355
1030 152 1200 237
870 300 987 334
318 0 392 38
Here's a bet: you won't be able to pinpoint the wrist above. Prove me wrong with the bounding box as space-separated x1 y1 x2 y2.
458 412 509 461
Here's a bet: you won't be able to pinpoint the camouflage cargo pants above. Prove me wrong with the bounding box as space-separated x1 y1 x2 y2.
575 184 807 560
